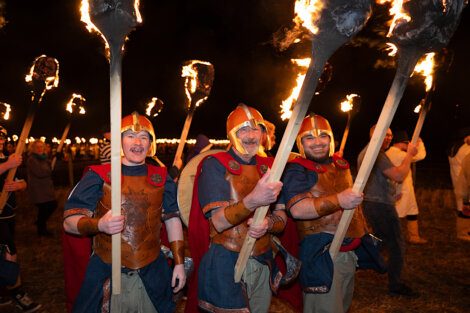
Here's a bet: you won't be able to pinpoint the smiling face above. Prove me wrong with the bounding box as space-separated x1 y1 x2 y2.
301 132 331 163
234 125 262 159
121 130 151 166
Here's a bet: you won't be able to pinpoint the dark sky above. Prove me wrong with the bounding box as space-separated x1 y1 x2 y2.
0 0 468 163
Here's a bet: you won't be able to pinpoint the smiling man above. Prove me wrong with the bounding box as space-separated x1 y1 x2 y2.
281 114 365 313
189 104 285 313
63 112 185 313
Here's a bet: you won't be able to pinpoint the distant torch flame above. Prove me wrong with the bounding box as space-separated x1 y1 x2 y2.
412 52 436 92
414 104 421 113
340 94 359 113
377 0 411 37
80 0 142 53
145 97 164 117
66 93 86 114
0 102 10 120
182 60 213 110
281 58 311 120
385 43 398 56
25 55 60 91
293 0 324 35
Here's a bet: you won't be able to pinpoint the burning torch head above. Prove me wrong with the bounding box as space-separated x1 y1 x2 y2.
182 60 215 111
226 104 267 156
121 111 156 156
296 114 335 158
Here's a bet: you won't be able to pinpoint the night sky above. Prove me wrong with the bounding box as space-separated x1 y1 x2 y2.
0 1 469 163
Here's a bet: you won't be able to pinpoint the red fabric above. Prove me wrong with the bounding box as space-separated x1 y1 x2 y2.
332 153 350 169
339 238 362 252
289 157 327 173
62 231 91 313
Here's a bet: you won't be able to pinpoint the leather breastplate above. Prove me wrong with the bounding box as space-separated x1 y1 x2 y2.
296 163 366 240
94 175 164 269
210 164 271 256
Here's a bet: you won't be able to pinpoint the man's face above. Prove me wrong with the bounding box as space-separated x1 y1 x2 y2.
382 129 393 150
121 130 150 166
301 132 330 162
235 124 262 157
33 141 46 154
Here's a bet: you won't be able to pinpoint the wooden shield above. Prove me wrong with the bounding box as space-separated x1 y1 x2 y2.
177 149 224 226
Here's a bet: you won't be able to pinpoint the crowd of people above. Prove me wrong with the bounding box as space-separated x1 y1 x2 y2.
0 106 469 313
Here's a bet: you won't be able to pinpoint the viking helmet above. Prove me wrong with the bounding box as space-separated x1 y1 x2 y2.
121 111 156 156
226 104 268 155
296 114 335 158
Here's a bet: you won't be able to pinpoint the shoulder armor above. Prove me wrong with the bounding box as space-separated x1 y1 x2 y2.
332 153 350 170
288 156 327 173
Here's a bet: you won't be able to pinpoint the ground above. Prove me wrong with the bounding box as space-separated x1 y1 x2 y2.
1 185 469 313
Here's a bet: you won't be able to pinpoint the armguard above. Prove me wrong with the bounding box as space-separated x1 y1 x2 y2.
170 240 185 265
313 194 341 217
267 213 285 234
77 216 100 236
224 201 252 225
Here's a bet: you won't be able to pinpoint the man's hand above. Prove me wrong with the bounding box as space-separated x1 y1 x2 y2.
406 142 418 157
6 154 22 169
247 217 268 239
3 180 25 192
337 188 363 210
243 169 282 210
97 210 125 235
172 264 186 293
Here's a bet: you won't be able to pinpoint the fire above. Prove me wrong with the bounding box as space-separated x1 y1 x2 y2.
385 43 398 57
377 0 411 37
412 53 436 92
80 0 142 53
66 93 86 114
145 97 164 117
25 55 60 91
182 60 213 110
340 94 359 113
281 58 311 120
0 102 10 120
414 104 421 113
293 0 324 35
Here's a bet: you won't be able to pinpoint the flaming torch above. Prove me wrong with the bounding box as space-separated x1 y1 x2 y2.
51 93 86 170
0 55 59 214
338 93 361 155
80 0 141 294
410 52 436 145
235 0 373 282
330 0 466 259
145 97 164 118
0 102 11 120
173 60 215 168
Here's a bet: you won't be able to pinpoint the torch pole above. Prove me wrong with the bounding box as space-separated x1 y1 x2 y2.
109 44 123 295
0 95 41 214
338 112 351 154
329 48 422 260
172 110 194 166
410 88 433 145
51 121 71 170
234 55 328 282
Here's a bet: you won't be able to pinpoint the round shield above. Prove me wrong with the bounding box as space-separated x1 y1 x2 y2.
177 149 224 226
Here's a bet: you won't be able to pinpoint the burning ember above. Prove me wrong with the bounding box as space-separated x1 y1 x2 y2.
281 58 311 120
145 97 164 118
181 60 215 111
0 102 11 120
66 93 86 114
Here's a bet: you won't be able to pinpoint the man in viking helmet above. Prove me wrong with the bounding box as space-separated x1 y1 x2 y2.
281 114 366 313
63 112 185 313
188 103 284 313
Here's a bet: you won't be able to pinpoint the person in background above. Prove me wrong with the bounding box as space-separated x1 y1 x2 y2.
358 126 419 298
385 131 427 244
27 140 57 237
448 127 470 241
99 125 111 164
0 125 41 312
259 120 276 157
185 134 213 164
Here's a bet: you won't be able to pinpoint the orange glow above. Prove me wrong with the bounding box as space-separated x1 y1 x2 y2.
25 55 60 91
294 0 324 35
0 102 10 120
414 104 421 113
66 93 86 114
377 0 411 37
412 53 436 92
182 60 213 109
281 58 311 120
340 94 359 113
145 97 164 117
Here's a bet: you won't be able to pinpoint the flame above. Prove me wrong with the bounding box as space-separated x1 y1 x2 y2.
0 102 10 120
340 94 359 113
182 60 213 110
385 43 398 57
377 0 411 37
12 135 18 141
293 0 324 35
414 104 421 113
145 97 163 117
52 137 59 144
412 53 436 92
75 137 81 144
281 58 311 120
65 139 71 145
89 138 98 144
66 93 86 114
40 136 46 142
25 55 60 90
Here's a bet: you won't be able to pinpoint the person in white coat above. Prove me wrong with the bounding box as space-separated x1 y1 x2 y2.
386 131 427 244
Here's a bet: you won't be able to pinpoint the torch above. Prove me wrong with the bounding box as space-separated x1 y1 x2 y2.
330 0 466 259
338 93 360 155
80 0 141 294
51 93 86 170
0 102 11 121
0 55 59 214
145 97 166 167
172 60 215 168
234 0 373 282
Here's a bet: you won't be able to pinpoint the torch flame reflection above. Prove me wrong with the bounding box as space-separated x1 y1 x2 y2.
281 58 311 120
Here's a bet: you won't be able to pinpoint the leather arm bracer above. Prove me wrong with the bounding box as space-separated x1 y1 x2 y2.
224 201 252 225
266 213 285 234
170 240 185 265
287 191 340 217
77 216 100 236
